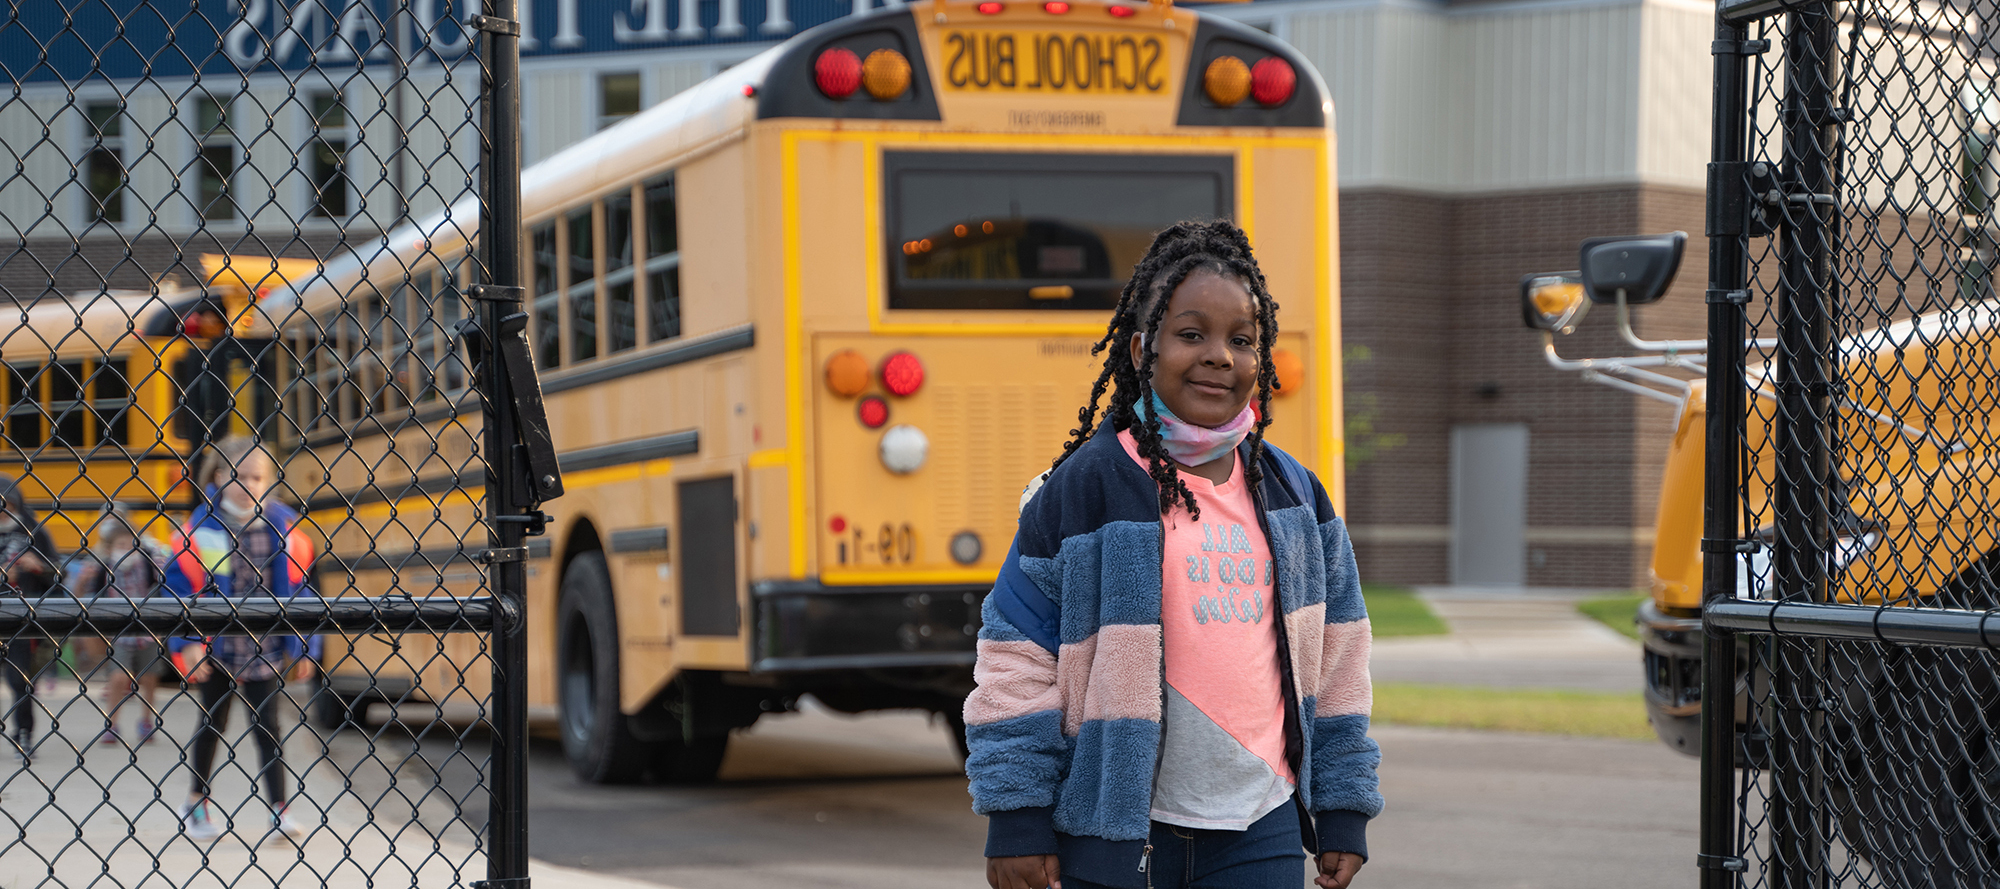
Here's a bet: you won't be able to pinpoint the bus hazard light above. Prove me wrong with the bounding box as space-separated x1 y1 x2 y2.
862 49 912 100
1251 57 1297 106
825 348 870 397
1203 56 1251 107
880 351 925 396
815 47 862 99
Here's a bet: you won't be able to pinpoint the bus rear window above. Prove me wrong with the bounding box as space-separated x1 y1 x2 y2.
885 152 1233 311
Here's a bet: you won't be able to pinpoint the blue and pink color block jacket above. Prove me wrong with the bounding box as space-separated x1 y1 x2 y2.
963 429 1382 887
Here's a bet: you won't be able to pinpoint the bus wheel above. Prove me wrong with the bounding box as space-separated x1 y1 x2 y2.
650 733 728 784
557 552 650 784
943 709 969 762
1830 645 2000 884
312 691 369 732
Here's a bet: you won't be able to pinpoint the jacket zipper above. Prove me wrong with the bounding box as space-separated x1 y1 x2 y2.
1139 843 1154 888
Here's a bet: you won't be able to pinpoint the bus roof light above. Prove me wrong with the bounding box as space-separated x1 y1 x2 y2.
977 2 1004 12
1043 1 1070 12
1204 56 1251 107
1250 57 1297 106
814 48 862 99
1107 4 1137 15
880 351 925 396
862 49 912 100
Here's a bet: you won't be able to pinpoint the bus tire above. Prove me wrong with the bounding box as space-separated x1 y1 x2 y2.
313 691 368 732
557 552 650 784
650 733 729 784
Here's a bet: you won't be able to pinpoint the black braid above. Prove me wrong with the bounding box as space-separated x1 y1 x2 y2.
1049 220 1284 519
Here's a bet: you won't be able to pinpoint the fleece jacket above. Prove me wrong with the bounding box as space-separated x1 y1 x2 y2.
963 428 1383 889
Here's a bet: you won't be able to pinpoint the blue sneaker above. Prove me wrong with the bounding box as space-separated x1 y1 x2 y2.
179 800 220 841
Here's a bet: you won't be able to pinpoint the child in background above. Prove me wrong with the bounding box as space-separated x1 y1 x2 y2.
965 221 1382 889
165 437 317 843
75 505 170 745
0 475 56 764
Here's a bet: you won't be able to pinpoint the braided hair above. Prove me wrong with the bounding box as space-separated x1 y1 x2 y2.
1049 220 1282 520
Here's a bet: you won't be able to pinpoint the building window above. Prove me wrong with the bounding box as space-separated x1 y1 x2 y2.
85 102 125 225
643 174 681 343
195 95 236 221
310 92 350 218
598 72 641 130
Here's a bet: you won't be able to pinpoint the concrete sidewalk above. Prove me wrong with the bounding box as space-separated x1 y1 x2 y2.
1369 586 1645 692
0 677 678 889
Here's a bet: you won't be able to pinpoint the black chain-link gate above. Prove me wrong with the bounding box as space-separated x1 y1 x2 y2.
0 1 545 886
1700 0 2000 885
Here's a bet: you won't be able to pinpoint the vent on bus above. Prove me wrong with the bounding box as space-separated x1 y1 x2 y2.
1175 17 1324 128
757 13 942 121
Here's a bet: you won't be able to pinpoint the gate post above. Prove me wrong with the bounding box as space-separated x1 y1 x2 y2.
478 0 532 883
1699 6 1753 887
1770 2 1839 886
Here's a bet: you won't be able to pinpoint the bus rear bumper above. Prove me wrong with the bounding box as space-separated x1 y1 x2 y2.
749 580 984 674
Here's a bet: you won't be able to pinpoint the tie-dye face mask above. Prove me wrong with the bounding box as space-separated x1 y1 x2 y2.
1146 393 1254 467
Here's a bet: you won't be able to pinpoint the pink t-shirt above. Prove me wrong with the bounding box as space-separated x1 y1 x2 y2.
1117 430 1295 830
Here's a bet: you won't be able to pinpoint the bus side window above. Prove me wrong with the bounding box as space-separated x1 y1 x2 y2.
49 360 87 448
407 267 439 403
442 260 469 393
605 190 637 354
531 222 560 369
335 305 362 424
567 205 598 362
91 358 129 448
3 365 38 448
642 174 680 343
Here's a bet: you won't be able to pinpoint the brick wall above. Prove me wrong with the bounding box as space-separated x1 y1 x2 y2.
1341 183 1707 589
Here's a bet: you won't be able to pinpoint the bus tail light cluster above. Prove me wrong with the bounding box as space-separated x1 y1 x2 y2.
824 350 927 434
816 47 912 101
1204 55 1297 108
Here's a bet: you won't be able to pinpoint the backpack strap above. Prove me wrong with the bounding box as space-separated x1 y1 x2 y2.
1260 442 1318 510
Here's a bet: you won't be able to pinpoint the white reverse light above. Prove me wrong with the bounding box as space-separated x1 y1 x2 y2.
880 425 929 474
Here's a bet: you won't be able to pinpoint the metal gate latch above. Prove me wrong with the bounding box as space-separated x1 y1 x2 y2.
1697 854 1748 872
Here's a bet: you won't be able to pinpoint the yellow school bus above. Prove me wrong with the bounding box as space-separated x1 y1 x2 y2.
0 255 319 551
273 0 1343 783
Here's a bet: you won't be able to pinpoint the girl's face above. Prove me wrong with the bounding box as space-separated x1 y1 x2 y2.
1130 270 1260 428
217 452 274 512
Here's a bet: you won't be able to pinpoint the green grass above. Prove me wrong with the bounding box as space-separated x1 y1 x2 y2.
1373 683 1653 740
1577 593 1647 641
1363 585 1449 638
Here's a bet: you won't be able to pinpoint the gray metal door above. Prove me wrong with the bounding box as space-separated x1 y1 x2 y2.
1450 423 1527 585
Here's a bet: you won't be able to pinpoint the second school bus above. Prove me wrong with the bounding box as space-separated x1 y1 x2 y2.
275 0 1343 782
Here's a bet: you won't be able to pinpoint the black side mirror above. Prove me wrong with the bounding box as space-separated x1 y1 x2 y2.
1579 231 1686 305
1519 272 1588 335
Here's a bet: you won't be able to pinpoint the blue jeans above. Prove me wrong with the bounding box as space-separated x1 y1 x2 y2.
1065 806 1305 889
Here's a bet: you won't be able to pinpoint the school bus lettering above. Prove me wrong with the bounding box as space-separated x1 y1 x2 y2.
944 30 1164 93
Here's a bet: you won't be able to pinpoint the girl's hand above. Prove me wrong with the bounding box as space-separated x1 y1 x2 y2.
1315 852 1364 889
987 854 1061 889
292 658 316 681
184 643 212 683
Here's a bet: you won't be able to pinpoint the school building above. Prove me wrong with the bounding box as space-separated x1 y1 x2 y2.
0 0 1712 590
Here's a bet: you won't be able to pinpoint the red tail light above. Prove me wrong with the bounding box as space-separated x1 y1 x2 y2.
880 352 925 396
1250 57 1297 106
1107 4 1136 15
977 1 1004 12
1043 1 1070 12
858 395 890 428
814 48 862 99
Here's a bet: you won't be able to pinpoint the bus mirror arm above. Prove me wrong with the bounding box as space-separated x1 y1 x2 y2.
455 313 567 511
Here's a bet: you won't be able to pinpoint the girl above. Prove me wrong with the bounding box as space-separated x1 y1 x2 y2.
165 436 316 842
965 221 1381 889
0 475 56 764
77 505 170 745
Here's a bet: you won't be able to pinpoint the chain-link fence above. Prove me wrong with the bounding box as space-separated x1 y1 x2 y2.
0 1 543 886
1701 0 2000 886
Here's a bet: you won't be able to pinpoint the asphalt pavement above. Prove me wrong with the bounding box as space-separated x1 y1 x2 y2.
0 590 1693 889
